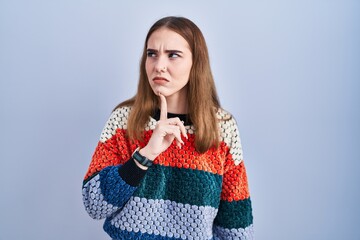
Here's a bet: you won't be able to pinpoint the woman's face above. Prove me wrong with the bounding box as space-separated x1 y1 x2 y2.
145 28 193 100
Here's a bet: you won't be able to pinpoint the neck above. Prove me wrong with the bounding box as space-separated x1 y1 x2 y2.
165 88 188 114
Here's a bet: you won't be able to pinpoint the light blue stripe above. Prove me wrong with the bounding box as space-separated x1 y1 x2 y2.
82 166 137 219
108 196 218 239
82 174 119 219
213 224 254 240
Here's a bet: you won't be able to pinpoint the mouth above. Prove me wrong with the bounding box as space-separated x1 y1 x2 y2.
153 77 169 84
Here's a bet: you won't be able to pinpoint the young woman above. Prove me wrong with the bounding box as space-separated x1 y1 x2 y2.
82 16 254 240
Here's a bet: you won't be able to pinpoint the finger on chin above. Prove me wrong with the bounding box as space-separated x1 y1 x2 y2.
159 93 168 120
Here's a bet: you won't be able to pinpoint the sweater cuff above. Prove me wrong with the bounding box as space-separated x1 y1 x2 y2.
118 158 147 187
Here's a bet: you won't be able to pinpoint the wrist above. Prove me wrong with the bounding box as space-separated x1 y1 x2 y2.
132 147 153 169
139 147 158 161
133 159 149 170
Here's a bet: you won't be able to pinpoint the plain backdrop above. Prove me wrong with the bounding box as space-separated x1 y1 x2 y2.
0 1 359 239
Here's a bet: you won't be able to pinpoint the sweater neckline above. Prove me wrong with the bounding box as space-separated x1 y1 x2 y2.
151 108 192 126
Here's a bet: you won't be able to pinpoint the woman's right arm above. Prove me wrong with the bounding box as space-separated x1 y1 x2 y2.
82 107 146 220
82 95 187 220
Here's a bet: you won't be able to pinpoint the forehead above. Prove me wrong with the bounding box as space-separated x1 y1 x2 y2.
147 28 190 50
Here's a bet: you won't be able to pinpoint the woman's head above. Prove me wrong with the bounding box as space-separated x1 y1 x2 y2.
145 27 193 102
139 16 219 110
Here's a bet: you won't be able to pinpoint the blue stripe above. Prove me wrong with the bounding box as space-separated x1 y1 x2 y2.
99 165 137 207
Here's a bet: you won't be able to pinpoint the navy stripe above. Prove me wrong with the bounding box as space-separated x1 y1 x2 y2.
134 164 223 208
214 198 253 229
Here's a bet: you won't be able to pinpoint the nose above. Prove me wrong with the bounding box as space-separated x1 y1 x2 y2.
155 56 167 73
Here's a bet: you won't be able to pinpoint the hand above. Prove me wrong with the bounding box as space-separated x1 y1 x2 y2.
139 93 188 160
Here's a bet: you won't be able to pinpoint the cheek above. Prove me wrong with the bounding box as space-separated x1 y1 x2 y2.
145 61 150 75
145 59 154 76
179 62 192 80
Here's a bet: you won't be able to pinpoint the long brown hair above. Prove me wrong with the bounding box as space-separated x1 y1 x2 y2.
116 16 221 153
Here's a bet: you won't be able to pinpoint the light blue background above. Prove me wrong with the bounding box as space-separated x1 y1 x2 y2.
0 1 359 239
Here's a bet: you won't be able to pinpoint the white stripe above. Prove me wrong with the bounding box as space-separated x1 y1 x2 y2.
100 107 131 143
218 112 244 165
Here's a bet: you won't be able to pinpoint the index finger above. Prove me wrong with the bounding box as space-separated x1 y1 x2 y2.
159 93 167 120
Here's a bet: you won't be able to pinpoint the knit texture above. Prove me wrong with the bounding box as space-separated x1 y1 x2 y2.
82 106 254 239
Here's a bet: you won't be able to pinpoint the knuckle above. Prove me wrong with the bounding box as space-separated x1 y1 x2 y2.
156 124 165 131
157 120 166 126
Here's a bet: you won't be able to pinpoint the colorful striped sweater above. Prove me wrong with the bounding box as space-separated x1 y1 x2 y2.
82 106 254 239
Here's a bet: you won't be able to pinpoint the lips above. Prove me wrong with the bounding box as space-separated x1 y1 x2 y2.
153 77 169 84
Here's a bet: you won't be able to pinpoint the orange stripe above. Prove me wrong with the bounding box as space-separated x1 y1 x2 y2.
220 161 250 201
85 129 244 182
84 129 132 180
148 132 228 175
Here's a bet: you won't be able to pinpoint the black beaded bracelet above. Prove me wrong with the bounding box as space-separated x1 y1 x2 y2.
132 147 153 167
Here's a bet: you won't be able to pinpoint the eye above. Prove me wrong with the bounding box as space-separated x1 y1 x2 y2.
168 52 180 58
147 51 157 58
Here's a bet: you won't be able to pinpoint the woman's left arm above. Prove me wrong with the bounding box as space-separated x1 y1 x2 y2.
213 161 254 239
213 117 254 239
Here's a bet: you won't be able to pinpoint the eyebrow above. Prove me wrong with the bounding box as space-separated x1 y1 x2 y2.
147 48 183 54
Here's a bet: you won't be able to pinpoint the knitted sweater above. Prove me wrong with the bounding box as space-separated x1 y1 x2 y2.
82 106 254 240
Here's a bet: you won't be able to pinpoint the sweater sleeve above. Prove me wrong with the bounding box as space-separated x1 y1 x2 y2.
213 117 254 239
82 107 147 220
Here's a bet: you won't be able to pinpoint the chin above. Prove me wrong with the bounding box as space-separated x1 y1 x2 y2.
151 87 171 97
